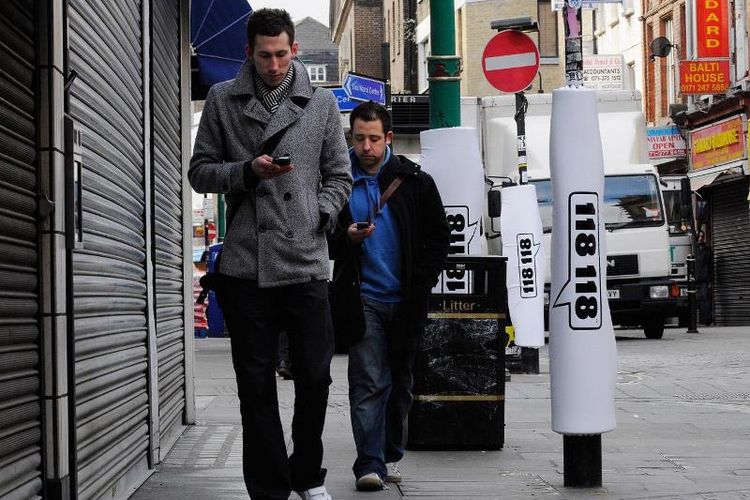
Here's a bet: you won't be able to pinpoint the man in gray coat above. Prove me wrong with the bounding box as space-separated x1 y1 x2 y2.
189 9 351 500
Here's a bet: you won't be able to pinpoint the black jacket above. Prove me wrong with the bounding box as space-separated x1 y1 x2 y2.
328 154 450 350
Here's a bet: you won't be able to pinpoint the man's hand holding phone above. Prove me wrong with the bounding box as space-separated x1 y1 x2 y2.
251 154 293 179
348 222 375 244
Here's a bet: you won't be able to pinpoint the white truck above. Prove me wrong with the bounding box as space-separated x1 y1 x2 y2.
480 90 683 339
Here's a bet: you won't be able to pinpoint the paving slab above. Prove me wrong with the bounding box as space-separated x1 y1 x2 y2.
132 326 750 499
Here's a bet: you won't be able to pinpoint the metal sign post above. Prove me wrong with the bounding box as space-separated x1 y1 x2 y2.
563 0 584 88
482 27 539 183
561 0 596 486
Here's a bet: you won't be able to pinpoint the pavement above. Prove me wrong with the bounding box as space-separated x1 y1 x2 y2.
132 325 750 499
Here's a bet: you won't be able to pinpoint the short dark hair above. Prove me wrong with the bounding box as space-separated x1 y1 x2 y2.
349 101 392 135
246 8 295 48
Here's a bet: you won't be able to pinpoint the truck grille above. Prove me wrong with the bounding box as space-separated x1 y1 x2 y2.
606 254 638 276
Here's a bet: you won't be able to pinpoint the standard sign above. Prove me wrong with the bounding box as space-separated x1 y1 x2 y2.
679 59 730 94
647 126 687 159
331 87 358 112
482 30 540 93
342 73 386 106
696 0 729 58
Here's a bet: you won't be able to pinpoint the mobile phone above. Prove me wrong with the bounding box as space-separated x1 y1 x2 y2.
272 154 291 166
355 222 369 230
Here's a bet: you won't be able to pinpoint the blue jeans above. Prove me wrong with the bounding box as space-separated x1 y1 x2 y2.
349 298 416 479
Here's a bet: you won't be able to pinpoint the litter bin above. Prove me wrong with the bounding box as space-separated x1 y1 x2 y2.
206 242 227 337
407 255 507 450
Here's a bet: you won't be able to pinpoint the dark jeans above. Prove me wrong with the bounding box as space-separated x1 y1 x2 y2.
348 298 416 479
697 282 713 325
216 275 334 500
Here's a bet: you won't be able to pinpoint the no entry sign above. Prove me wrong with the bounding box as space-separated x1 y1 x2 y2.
482 30 540 93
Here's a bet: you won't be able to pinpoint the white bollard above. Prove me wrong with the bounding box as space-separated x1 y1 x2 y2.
500 184 545 347
420 127 485 258
548 86 617 435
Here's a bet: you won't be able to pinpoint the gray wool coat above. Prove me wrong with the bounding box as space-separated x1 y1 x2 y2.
189 59 352 287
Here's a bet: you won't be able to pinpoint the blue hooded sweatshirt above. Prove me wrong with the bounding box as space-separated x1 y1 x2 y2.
348 146 402 303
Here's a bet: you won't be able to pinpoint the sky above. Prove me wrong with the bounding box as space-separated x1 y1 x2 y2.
248 0 330 26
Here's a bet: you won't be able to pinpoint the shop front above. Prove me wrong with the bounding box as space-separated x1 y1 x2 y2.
686 111 750 326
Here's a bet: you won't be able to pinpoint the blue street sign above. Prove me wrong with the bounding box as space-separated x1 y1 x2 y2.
343 73 387 106
331 87 358 112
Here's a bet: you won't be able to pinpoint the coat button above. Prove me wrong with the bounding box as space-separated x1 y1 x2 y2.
258 225 267 233
285 230 293 238
283 192 292 201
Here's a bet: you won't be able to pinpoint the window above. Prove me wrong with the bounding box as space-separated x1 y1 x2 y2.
626 61 635 90
537 1 559 59
307 65 326 83
397 0 402 55
532 175 664 233
665 19 675 107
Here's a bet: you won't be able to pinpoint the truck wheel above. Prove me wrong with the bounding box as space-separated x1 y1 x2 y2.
643 318 665 339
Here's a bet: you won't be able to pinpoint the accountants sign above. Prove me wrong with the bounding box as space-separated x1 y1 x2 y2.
583 54 623 90
689 115 746 171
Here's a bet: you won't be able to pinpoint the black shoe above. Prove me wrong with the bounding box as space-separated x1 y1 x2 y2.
276 361 293 380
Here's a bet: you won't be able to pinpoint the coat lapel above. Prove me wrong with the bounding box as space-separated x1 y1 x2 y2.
260 59 314 145
230 59 314 146
243 99 270 126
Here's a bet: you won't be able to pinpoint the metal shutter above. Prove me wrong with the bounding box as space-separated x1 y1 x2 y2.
0 1 43 499
711 178 750 326
67 1 150 498
152 0 185 456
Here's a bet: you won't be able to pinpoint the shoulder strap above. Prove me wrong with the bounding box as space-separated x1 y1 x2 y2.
377 175 405 213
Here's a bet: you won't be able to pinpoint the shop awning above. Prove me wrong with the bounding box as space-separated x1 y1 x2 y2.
190 0 252 100
687 161 747 191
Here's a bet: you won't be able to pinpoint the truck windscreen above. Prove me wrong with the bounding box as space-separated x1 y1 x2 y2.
662 189 690 235
531 174 664 233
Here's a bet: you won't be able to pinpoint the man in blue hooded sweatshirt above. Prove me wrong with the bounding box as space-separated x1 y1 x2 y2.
328 101 450 491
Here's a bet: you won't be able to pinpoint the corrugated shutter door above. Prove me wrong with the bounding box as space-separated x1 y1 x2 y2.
152 0 185 454
68 1 150 498
711 178 750 326
0 1 43 500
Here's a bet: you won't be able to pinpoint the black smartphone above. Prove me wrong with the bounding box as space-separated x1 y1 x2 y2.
355 222 369 230
272 154 291 166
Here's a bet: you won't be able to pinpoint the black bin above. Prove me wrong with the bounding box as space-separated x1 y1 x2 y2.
407 256 508 450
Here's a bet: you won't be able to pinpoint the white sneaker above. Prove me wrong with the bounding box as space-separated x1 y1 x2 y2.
385 462 401 483
296 485 332 500
355 472 384 491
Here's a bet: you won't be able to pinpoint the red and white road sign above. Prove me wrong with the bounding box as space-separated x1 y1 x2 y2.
482 30 540 93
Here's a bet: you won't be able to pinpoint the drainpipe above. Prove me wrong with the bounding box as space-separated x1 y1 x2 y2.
427 0 461 127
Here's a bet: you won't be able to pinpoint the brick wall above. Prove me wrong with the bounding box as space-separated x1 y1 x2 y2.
353 0 384 78
643 0 686 125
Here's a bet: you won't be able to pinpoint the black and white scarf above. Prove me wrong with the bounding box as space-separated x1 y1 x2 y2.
253 64 295 113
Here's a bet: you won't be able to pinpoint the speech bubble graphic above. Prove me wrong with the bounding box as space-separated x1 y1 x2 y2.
552 192 603 329
516 232 542 299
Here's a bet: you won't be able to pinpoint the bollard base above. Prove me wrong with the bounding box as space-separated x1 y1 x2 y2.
563 434 602 487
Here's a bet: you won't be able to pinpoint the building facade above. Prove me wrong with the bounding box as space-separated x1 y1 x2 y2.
642 0 750 326
383 0 418 92
296 17 340 86
642 0 687 125
330 0 385 82
582 0 644 95
0 1 193 498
